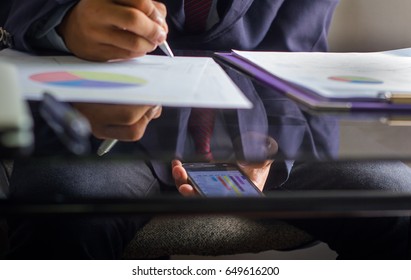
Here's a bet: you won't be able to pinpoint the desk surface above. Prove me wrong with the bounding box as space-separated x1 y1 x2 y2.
2 60 411 216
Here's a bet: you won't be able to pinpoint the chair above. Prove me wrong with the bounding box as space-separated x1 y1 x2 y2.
0 160 314 259
123 215 313 259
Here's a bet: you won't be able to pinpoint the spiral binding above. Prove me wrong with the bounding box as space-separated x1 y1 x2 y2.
0 27 13 50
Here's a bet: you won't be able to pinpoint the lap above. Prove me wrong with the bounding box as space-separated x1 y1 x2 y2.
280 161 411 259
7 153 161 259
283 160 411 192
10 157 161 199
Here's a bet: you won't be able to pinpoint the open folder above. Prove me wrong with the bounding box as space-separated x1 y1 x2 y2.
215 48 411 111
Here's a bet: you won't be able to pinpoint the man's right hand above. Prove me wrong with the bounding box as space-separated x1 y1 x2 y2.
57 0 168 61
73 103 162 141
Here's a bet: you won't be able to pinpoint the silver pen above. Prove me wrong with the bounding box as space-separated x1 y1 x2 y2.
158 41 174 58
97 42 173 156
97 139 118 156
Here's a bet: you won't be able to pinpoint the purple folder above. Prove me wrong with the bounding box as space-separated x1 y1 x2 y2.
214 52 411 112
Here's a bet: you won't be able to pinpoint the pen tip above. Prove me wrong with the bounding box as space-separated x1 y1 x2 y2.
159 42 174 58
97 148 108 157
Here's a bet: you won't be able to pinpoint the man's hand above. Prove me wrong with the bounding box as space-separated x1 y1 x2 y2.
172 135 277 196
57 0 168 61
171 159 273 197
73 103 161 141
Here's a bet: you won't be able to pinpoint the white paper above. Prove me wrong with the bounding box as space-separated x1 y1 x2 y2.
0 49 251 109
233 48 411 100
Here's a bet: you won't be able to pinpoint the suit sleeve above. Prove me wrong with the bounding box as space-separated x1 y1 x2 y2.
3 0 78 52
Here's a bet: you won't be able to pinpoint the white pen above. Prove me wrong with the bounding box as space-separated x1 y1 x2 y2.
97 139 118 156
159 41 174 58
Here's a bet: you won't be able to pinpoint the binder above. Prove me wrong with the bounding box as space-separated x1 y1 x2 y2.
214 50 411 112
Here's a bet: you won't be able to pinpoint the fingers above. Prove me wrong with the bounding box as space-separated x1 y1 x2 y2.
148 105 162 119
108 5 167 44
58 0 168 61
73 103 162 141
153 1 167 24
178 185 197 196
100 105 162 140
99 117 149 140
114 0 166 17
171 160 187 187
92 3 166 57
112 0 167 38
77 43 150 62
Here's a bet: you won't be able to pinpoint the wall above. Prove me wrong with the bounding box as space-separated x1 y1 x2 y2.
328 0 411 52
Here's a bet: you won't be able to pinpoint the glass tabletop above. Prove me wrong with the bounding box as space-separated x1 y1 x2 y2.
2 57 411 217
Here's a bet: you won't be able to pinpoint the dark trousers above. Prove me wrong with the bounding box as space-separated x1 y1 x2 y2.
282 161 411 259
7 159 411 259
7 157 161 259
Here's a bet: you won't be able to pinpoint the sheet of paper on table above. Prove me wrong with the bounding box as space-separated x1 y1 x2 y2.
0 49 252 109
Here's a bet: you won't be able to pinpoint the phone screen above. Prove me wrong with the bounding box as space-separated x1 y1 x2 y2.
184 163 263 197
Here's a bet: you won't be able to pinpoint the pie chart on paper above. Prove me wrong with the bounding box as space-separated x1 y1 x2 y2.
30 71 147 88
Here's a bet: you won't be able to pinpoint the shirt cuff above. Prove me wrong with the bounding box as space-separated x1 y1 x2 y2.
264 160 294 191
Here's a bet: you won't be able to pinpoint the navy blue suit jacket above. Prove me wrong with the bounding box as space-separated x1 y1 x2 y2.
1 0 340 188
2 0 339 53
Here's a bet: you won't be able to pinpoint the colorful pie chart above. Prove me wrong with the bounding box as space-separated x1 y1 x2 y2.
328 76 383 84
30 71 147 88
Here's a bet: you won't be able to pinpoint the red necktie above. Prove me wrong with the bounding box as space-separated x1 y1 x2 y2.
184 0 213 33
185 0 216 161
188 108 216 161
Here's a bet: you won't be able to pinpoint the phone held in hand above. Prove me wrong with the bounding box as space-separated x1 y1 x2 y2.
183 162 264 197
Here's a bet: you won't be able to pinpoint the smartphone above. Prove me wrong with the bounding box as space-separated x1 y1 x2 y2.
183 162 264 197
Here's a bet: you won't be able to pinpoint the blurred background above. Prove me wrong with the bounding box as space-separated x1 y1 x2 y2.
328 0 411 52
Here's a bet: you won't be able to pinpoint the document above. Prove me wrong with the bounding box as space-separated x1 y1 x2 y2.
0 49 252 109
215 48 411 111
231 48 411 101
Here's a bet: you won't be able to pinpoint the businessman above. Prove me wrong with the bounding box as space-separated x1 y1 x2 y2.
2 0 411 259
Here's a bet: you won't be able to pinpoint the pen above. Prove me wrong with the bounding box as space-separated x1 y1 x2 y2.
159 41 174 58
97 139 118 156
97 41 173 156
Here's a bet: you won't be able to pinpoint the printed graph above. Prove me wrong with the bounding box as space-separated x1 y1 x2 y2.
30 71 147 88
328 75 383 84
